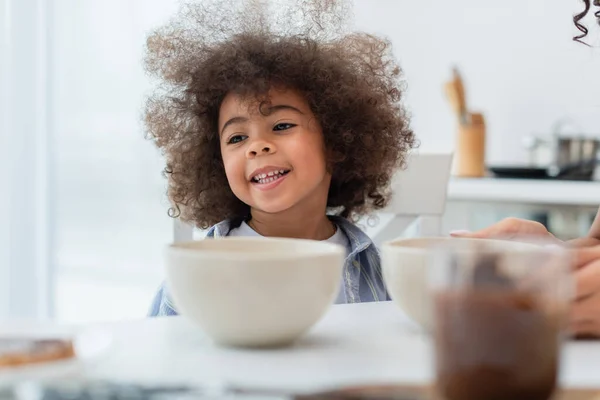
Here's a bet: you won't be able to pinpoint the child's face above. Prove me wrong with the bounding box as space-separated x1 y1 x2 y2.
218 87 331 216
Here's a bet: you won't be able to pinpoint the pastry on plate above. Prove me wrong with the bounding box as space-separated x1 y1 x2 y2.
0 338 75 368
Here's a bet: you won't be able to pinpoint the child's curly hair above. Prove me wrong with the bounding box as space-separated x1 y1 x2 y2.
144 0 415 229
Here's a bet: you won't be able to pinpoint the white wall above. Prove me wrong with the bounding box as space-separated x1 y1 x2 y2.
354 0 600 164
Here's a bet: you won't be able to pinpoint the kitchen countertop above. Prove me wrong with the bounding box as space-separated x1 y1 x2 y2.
447 177 600 207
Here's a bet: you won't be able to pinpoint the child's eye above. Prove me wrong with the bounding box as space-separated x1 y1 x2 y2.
273 123 296 131
227 135 247 144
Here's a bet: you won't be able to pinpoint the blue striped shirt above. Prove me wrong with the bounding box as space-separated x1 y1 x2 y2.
148 216 389 317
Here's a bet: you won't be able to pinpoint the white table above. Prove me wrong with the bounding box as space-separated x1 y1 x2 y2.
4 302 600 392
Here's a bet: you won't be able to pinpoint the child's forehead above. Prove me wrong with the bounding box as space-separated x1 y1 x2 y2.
219 86 309 117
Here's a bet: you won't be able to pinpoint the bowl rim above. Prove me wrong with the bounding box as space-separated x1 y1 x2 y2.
381 236 545 254
167 236 346 261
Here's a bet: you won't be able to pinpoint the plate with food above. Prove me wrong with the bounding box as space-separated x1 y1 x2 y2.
0 325 112 386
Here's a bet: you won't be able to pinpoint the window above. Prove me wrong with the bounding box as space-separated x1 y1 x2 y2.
51 0 179 322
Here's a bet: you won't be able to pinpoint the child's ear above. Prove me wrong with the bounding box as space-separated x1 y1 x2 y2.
326 148 344 164
324 150 343 177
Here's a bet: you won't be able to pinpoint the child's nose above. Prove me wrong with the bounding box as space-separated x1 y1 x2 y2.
246 139 277 158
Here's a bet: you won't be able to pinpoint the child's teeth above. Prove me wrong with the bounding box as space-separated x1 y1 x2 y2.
254 170 290 184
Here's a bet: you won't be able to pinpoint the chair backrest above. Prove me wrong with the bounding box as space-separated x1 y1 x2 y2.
358 152 454 245
173 152 454 244
173 217 194 243
384 152 453 216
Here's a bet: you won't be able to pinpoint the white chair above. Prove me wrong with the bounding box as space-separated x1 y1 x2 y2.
173 217 195 243
173 152 454 244
357 152 454 246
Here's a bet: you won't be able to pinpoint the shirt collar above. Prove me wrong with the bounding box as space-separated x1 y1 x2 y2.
207 216 375 255
328 215 374 255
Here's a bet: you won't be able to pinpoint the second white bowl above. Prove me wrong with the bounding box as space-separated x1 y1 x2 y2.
381 237 540 330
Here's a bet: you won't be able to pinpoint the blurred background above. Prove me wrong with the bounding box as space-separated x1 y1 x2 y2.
1 0 599 324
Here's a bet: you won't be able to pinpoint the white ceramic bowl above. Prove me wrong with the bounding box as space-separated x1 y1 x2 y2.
165 237 345 347
381 237 540 331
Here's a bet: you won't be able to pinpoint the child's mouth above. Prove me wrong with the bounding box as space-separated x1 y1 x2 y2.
251 169 290 188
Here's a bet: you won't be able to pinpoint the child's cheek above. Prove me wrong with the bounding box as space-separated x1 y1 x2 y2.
222 156 247 196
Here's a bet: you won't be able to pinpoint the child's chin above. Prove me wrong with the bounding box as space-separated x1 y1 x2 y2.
252 201 294 215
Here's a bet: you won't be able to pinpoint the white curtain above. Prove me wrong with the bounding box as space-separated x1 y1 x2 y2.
0 0 53 320
1 0 180 322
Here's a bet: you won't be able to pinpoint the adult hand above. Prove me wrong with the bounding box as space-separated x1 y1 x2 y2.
571 246 600 338
450 218 600 337
450 217 561 244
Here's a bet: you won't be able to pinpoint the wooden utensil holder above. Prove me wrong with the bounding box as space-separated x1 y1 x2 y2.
454 112 486 178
